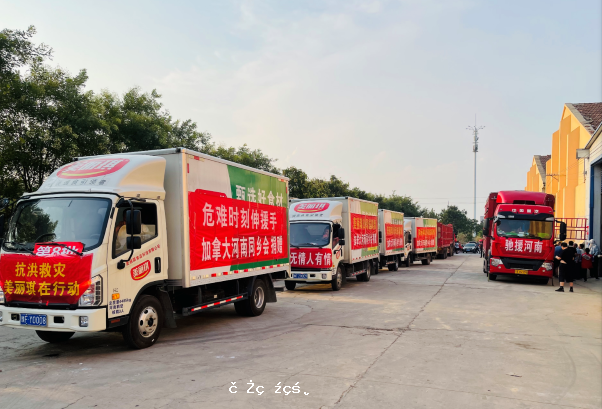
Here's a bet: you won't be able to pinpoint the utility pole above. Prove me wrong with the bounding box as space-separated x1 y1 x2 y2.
467 116 484 222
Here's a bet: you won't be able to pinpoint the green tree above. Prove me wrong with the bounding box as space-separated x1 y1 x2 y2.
439 205 479 240
206 143 279 174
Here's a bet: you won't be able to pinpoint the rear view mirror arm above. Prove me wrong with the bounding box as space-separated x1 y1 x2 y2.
117 200 135 270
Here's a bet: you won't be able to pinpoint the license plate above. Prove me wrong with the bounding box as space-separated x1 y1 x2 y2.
292 274 308 279
20 314 48 327
515 270 529 275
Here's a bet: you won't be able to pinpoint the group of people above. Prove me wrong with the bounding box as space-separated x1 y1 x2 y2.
554 239 600 292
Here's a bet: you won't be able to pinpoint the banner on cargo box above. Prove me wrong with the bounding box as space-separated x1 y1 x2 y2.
415 219 437 252
187 158 289 274
350 200 378 257
385 212 404 252
0 253 93 305
290 248 333 268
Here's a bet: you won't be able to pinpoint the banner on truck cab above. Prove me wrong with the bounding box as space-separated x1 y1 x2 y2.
0 253 93 305
187 157 289 276
290 248 333 268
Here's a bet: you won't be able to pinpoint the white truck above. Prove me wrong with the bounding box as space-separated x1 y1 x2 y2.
404 217 438 265
285 197 379 291
377 209 409 271
0 148 289 349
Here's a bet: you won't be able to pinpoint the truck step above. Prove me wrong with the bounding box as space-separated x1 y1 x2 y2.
347 269 366 277
182 294 248 316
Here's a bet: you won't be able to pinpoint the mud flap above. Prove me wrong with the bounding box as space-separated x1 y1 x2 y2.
264 274 277 303
158 289 177 329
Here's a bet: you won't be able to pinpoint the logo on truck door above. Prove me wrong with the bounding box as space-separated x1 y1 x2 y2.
294 202 329 213
57 158 130 179
131 260 152 281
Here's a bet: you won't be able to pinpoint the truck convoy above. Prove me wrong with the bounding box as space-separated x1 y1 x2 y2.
378 209 407 271
285 197 379 291
0 148 289 349
436 222 454 259
482 190 566 283
405 217 438 265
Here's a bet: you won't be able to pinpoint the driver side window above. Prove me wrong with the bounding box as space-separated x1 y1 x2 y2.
112 203 158 258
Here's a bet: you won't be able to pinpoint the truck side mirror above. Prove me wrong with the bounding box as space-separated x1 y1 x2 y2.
127 236 142 250
338 227 345 246
559 221 567 241
125 209 142 235
482 219 489 236
379 231 383 243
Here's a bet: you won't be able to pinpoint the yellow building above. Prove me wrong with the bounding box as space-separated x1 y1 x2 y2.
526 103 602 220
525 155 550 193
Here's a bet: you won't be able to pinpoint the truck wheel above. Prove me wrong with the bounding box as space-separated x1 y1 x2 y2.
122 295 164 349
388 258 399 271
36 331 74 344
443 252 448 259
404 256 410 268
331 266 343 291
373 261 379 275
285 281 296 291
421 254 431 265
235 279 267 317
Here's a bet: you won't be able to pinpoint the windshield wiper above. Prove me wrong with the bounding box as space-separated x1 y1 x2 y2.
37 241 84 256
3 241 35 255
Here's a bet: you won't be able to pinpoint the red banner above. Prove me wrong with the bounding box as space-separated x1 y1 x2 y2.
34 242 84 256
0 253 93 305
351 213 378 250
385 223 404 250
415 227 436 251
290 248 333 268
189 190 288 271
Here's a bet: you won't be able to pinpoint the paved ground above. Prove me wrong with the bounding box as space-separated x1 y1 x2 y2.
0 253 600 409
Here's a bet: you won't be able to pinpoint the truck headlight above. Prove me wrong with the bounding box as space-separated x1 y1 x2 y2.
0 285 5 304
543 262 553 271
79 276 102 306
490 258 501 267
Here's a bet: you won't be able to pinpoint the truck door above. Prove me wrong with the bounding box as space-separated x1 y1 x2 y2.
106 200 167 320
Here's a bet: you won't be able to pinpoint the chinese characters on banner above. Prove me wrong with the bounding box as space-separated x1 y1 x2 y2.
415 227 436 251
385 223 404 250
504 239 543 253
0 253 93 304
290 248 333 268
189 190 288 270
350 213 378 250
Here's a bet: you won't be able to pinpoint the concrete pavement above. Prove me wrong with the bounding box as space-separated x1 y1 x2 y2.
0 254 600 408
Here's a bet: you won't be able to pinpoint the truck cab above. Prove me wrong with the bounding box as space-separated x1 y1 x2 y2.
483 191 565 283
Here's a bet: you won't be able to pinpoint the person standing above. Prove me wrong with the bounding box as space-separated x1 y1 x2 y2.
556 242 576 292
581 248 593 282
579 243 586 280
574 242 583 280
454 241 459 254
588 239 600 280
553 241 562 278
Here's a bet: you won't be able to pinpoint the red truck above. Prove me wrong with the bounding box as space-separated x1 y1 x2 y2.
437 222 454 258
482 191 566 284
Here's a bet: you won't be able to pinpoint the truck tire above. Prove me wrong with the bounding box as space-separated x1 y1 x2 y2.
388 258 399 271
373 261 379 275
404 256 410 268
443 251 448 259
421 254 431 265
331 266 343 291
285 281 296 291
235 279 267 317
36 331 74 344
122 295 164 349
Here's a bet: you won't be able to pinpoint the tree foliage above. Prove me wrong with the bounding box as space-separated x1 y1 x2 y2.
439 205 480 240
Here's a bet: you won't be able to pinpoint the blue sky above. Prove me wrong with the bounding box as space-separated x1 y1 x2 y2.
2 0 601 216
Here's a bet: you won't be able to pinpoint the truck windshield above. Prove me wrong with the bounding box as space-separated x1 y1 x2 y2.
290 223 331 247
3 198 111 252
496 219 553 240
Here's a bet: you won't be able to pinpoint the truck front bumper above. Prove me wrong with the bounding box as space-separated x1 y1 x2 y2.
489 262 553 278
286 270 334 282
0 305 106 332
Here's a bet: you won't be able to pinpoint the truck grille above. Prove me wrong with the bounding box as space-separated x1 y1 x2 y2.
500 257 544 271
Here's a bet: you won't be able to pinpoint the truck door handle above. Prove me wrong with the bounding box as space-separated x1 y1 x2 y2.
155 257 161 274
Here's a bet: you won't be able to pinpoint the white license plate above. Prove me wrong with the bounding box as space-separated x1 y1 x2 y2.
20 314 48 327
292 274 308 279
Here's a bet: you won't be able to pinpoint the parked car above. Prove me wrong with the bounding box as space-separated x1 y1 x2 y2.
463 242 478 253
